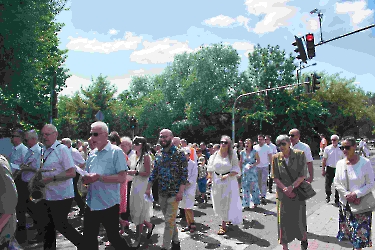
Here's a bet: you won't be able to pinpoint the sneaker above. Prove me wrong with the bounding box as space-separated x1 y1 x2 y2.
261 197 267 205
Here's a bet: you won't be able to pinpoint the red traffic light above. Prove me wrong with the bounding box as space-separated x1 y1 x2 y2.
306 34 314 42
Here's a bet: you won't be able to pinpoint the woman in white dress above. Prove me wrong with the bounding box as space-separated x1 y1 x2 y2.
179 149 198 233
207 135 242 235
128 137 155 249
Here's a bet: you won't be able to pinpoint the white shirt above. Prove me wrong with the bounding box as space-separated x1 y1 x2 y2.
253 144 272 168
22 144 42 182
291 141 313 163
323 144 344 168
42 141 75 201
70 147 85 166
334 157 374 204
267 142 278 155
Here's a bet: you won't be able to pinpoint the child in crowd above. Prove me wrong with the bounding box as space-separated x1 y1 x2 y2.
197 156 208 203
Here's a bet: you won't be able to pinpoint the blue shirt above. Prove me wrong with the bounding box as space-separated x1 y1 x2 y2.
9 143 28 173
22 144 41 182
85 141 128 211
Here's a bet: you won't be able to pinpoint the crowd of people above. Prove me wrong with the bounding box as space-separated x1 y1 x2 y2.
0 124 374 250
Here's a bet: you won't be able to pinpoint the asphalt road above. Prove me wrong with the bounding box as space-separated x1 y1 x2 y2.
23 157 369 250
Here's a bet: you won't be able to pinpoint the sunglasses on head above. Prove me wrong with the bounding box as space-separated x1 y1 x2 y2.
220 141 228 145
277 142 287 147
340 145 352 150
89 132 101 137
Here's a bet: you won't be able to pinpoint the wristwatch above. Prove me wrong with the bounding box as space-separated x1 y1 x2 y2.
291 184 295 189
135 171 139 176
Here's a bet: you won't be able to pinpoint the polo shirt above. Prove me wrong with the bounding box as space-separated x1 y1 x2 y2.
85 141 128 211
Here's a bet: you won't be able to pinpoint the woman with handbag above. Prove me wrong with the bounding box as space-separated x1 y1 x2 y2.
271 135 309 250
334 136 374 250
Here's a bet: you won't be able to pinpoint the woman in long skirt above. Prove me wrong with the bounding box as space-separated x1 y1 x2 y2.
334 136 374 250
239 138 261 209
207 135 242 235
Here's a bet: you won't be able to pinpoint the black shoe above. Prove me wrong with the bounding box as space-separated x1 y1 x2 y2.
326 196 330 203
261 197 267 205
171 241 181 250
301 240 308 250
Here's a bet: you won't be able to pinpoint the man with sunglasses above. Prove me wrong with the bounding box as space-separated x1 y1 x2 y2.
322 135 344 205
289 129 314 184
9 129 28 174
82 121 130 249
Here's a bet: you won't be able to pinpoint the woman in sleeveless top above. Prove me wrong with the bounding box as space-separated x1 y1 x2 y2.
128 137 155 249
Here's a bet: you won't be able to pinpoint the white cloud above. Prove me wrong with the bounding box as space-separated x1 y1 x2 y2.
66 32 142 54
130 38 195 64
236 15 251 32
232 41 255 57
335 0 374 28
204 15 236 27
60 75 92 96
244 0 297 34
108 29 119 35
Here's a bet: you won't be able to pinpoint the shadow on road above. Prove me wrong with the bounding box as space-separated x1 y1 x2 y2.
306 232 353 248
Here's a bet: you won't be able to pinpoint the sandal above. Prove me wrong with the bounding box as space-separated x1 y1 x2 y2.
189 223 196 233
181 226 190 232
217 226 227 235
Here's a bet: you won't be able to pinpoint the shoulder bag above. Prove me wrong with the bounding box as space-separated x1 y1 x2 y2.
283 158 316 201
344 161 375 214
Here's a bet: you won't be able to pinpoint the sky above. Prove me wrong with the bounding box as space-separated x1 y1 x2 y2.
56 0 375 96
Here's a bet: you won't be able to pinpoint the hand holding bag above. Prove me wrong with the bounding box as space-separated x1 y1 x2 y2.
344 161 375 214
283 155 316 201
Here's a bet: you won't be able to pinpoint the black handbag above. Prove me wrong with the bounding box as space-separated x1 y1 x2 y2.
283 161 316 201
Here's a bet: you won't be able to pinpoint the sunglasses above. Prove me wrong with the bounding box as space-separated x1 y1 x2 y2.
89 132 102 137
340 145 352 150
220 141 228 145
289 134 296 137
277 142 287 147
133 142 142 146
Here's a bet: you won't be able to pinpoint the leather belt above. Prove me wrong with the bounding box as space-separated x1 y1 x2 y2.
215 171 230 177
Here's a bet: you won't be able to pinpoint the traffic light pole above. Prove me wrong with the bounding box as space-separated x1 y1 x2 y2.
232 82 304 143
315 24 375 47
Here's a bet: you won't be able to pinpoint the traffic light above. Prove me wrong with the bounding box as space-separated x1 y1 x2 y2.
292 36 307 63
304 76 311 93
305 33 316 59
130 116 137 129
312 73 321 92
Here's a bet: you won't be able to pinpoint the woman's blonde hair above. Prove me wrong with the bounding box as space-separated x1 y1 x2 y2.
220 135 233 161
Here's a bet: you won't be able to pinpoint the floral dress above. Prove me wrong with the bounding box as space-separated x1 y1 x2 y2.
240 150 260 207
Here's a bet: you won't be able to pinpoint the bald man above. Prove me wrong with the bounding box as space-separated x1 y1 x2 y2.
289 129 314 183
146 129 188 250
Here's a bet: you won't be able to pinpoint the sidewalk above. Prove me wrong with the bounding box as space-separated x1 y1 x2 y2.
272 203 375 250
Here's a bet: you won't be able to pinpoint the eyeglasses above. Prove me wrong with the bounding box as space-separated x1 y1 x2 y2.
89 132 103 137
277 142 287 147
289 134 296 137
340 145 352 150
220 141 228 145
41 132 55 137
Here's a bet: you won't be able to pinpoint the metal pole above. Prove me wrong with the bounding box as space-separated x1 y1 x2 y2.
232 82 305 143
318 13 324 42
315 24 375 47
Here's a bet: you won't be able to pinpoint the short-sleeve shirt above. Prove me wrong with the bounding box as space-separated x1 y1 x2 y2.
253 144 272 168
323 144 344 168
42 141 75 201
70 147 85 166
267 143 278 155
85 141 128 211
9 143 28 173
291 141 313 163
22 144 41 182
